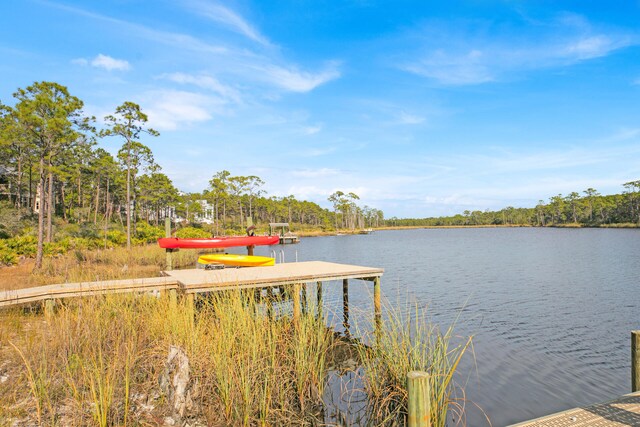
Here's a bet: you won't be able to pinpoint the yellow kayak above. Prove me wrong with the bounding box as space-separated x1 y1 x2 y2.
197 254 275 268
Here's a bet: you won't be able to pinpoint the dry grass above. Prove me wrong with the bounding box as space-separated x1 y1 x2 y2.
0 292 334 426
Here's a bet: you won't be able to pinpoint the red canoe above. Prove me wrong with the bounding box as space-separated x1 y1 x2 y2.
157 236 280 249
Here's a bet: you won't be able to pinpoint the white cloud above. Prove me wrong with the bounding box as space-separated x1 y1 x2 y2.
400 15 636 85
397 111 425 125
186 0 270 46
52 2 340 93
291 168 340 178
256 63 341 92
159 72 241 103
72 54 130 71
91 54 130 71
141 90 218 130
404 49 494 85
303 147 337 157
302 125 322 135
561 35 620 60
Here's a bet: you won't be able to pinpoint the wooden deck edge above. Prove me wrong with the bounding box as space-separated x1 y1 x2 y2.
180 272 383 293
506 391 640 426
0 278 181 307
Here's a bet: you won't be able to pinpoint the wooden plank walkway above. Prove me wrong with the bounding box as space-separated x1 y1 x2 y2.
0 261 383 307
164 261 383 293
508 392 640 427
0 276 180 307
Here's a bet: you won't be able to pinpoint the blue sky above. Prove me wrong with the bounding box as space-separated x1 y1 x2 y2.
1 0 639 217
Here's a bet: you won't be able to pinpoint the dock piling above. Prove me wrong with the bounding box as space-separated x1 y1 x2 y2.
316 281 323 320
343 279 350 335
44 299 55 318
165 218 173 271
633 330 640 392
407 371 430 427
373 277 381 324
301 284 308 314
293 283 301 324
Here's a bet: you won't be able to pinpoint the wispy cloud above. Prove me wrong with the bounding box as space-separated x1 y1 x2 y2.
400 15 636 85
302 125 322 135
255 62 341 92
185 0 271 46
72 54 131 71
303 146 337 157
158 72 241 103
141 90 220 130
291 168 339 178
46 1 339 93
92 54 130 71
397 111 425 125
45 1 228 55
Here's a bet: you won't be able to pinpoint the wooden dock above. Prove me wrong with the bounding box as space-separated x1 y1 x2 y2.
0 261 383 310
0 276 180 307
165 261 382 293
508 392 640 426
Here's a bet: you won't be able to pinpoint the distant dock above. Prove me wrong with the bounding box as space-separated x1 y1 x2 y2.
269 222 300 244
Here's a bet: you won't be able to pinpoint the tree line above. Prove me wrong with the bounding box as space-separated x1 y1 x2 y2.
388 183 640 227
0 81 384 268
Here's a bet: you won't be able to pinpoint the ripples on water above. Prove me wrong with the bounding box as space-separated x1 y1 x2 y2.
246 228 640 426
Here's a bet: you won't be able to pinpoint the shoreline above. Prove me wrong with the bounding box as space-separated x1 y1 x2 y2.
296 222 640 237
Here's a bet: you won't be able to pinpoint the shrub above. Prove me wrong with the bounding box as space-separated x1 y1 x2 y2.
6 235 37 257
133 222 164 245
0 239 17 266
107 230 127 246
0 249 17 266
175 227 211 238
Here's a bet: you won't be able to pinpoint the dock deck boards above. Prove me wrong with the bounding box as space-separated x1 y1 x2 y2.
163 261 384 293
0 261 383 307
0 276 180 307
509 392 640 427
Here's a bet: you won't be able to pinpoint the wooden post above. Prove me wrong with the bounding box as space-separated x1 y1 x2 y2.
374 276 382 345
44 299 55 318
165 217 173 271
292 283 301 325
633 330 640 392
185 293 195 328
301 284 308 315
343 279 349 335
407 371 430 427
316 281 323 320
374 277 381 327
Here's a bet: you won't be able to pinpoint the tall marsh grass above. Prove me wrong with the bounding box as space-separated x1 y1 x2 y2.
0 289 471 426
354 305 471 426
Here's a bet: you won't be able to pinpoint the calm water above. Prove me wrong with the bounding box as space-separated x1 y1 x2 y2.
246 228 640 426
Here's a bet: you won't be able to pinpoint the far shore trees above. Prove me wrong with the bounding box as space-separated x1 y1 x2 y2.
100 102 158 250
